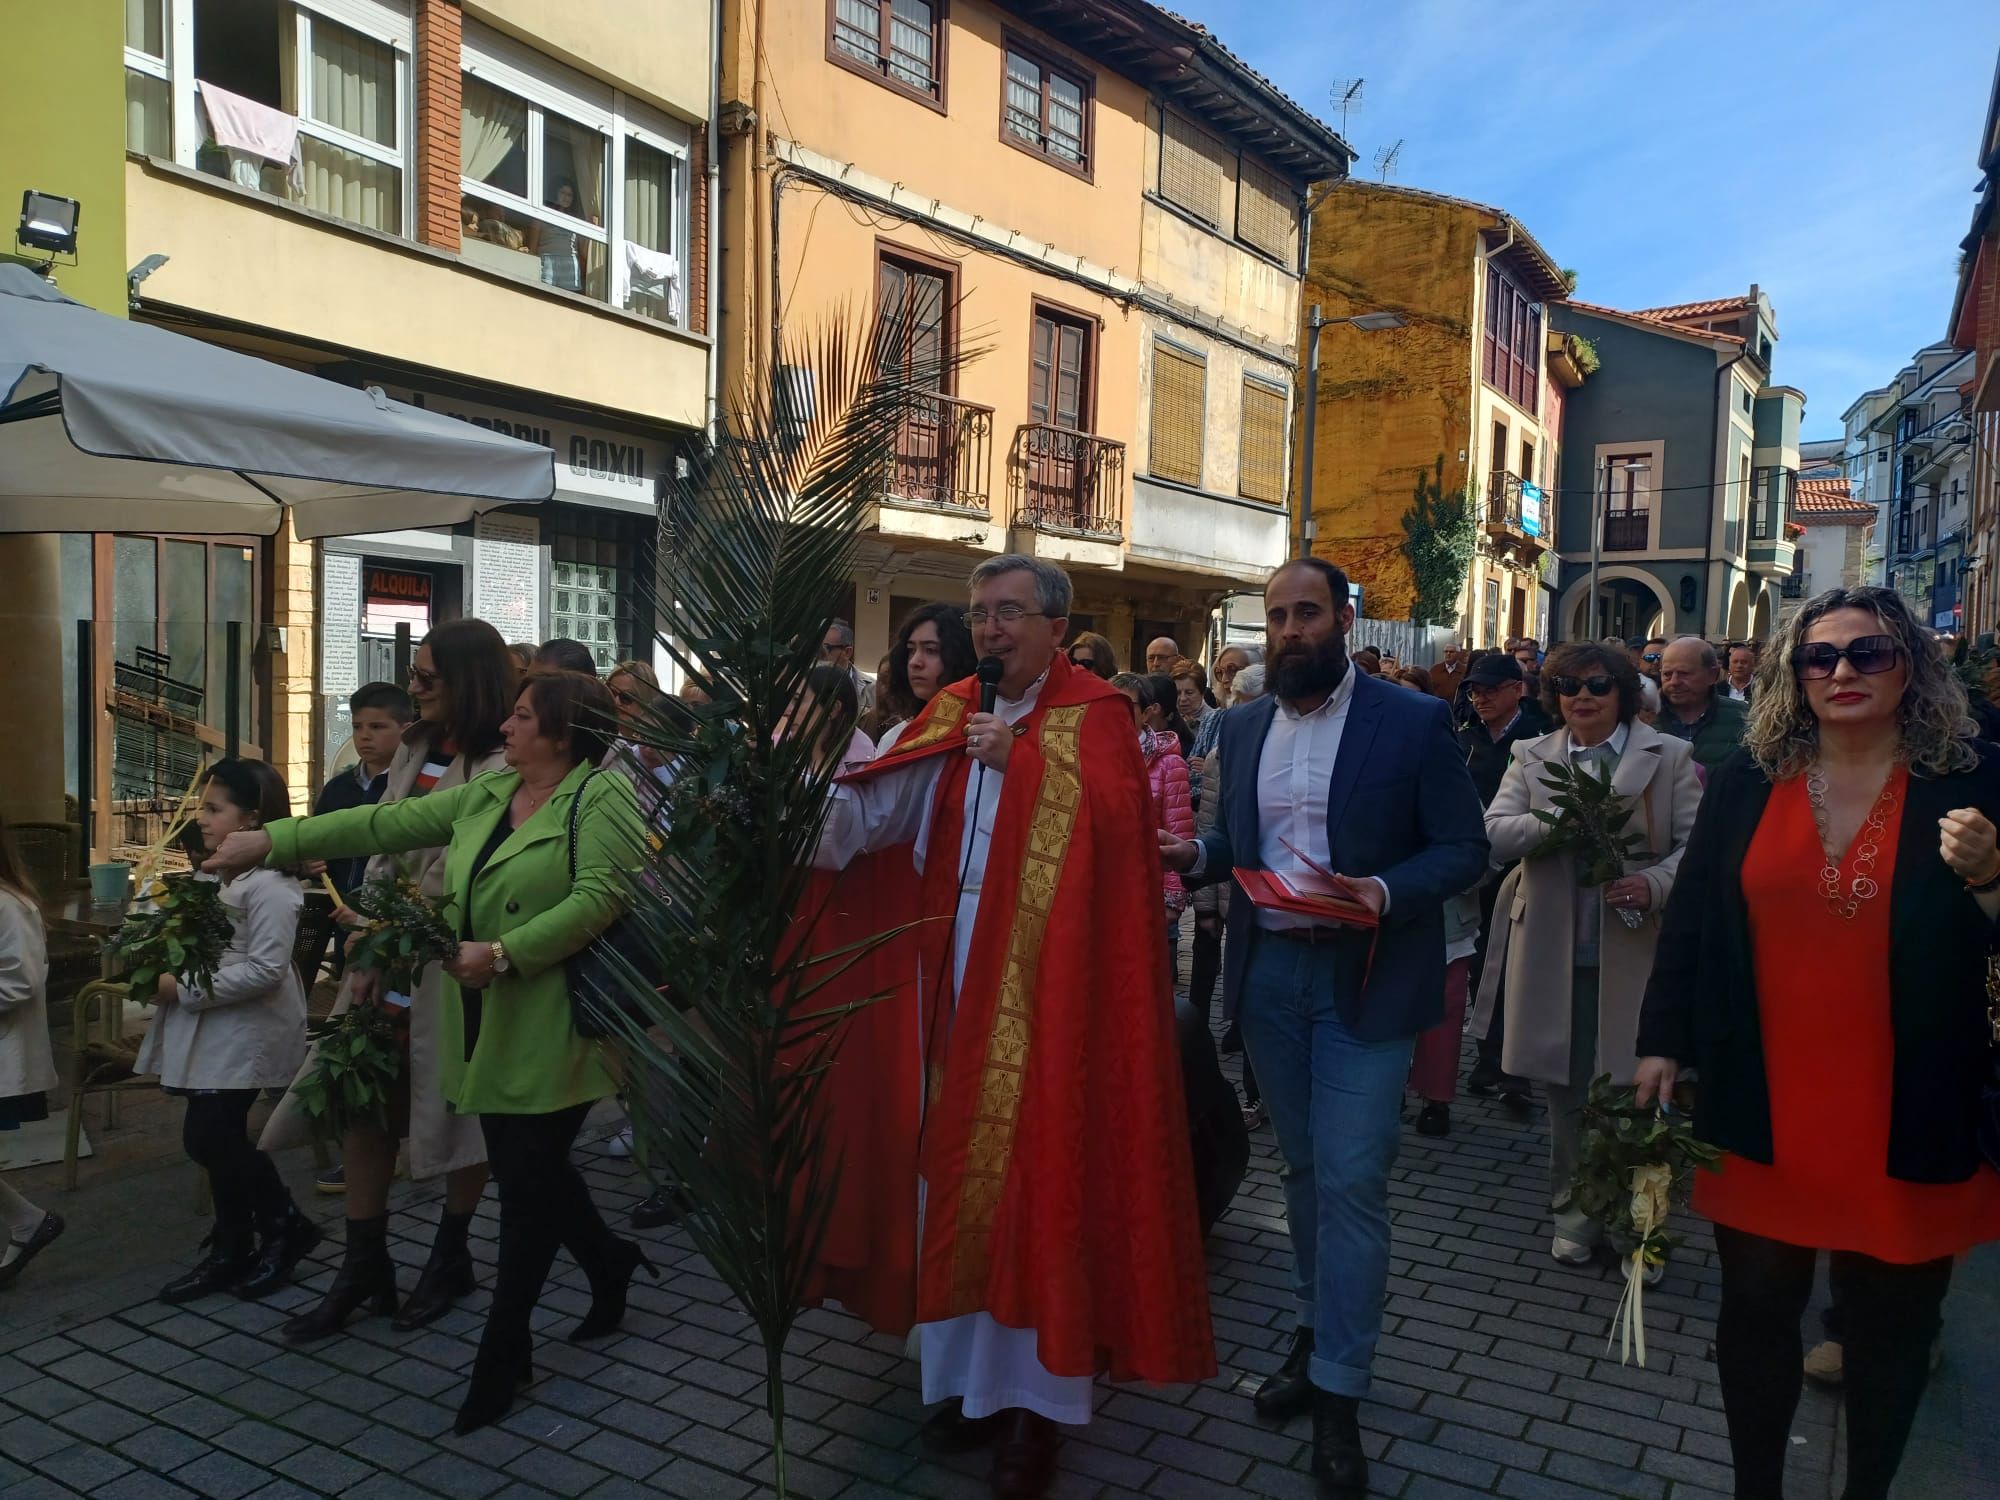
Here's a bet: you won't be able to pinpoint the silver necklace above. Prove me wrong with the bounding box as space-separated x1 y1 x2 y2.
1804 766 1895 920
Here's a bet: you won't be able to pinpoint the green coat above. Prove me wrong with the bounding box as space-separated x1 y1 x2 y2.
1663 692 1750 772
266 761 641 1116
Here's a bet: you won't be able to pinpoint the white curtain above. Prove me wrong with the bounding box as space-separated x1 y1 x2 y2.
126 69 170 157
623 140 672 251
125 0 163 54
303 138 399 234
301 17 399 232
462 77 525 185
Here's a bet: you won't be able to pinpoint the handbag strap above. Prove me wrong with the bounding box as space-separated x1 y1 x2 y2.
566 769 603 884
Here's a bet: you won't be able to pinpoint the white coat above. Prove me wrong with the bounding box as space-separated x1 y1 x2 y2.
0 887 59 1100
134 868 308 1091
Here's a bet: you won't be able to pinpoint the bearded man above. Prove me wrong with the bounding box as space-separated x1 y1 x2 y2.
1159 557 1487 1500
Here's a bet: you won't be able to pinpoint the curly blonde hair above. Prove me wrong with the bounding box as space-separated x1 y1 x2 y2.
1743 586 1978 779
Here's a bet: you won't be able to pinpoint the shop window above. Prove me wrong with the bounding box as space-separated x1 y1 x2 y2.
1148 341 1205 488
549 510 651 675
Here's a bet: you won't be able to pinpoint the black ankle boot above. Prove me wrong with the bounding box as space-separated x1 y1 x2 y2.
394 1209 477 1331
1309 1388 1367 1500
234 1200 324 1301
283 1216 396 1344
452 1334 533 1436
159 1226 257 1304
568 1236 658 1343
1253 1325 1316 1421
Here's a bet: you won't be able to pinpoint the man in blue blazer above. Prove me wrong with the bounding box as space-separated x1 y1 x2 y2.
1161 558 1488 1500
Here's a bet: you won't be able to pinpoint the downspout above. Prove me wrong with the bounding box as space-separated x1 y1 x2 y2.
1705 348 1750 632
751 0 772 384
705 0 722 435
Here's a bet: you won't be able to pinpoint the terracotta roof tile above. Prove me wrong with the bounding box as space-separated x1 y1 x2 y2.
1795 477 1874 520
1632 295 1755 321
1563 299 1746 345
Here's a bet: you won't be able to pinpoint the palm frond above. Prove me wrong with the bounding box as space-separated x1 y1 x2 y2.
587 309 975 1497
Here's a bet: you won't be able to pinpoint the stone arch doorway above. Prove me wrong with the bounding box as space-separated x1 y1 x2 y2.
1558 567 1676 642
1726 578 1753 640
1750 586 1773 643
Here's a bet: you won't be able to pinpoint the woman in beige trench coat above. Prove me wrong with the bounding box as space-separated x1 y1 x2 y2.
267 619 516 1343
1470 641 1701 1268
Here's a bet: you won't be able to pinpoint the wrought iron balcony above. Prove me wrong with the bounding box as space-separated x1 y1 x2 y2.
1482 472 1553 549
1009 423 1126 540
883 392 995 515
1781 571 1809 599
1602 510 1649 551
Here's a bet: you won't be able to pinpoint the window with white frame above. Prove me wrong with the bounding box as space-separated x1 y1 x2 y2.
459 25 691 324
125 0 412 238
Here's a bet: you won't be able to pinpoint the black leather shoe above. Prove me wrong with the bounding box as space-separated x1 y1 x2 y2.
630 1186 691 1230
393 1248 475 1331
0 1211 64 1291
990 1408 1059 1499
1253 1325 1316 1421
1415 1102 1451 1137
234 1203 323 1301
1309 1388 1367 1500
919 1398 1002 1454
159 1227 257 1304
568 1237 658 1343
284 1216 396 1343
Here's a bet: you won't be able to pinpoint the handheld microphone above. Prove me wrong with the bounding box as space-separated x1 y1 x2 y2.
975 656 1004 716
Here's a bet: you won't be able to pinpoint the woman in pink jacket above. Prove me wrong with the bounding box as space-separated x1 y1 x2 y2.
1117 674 1196 976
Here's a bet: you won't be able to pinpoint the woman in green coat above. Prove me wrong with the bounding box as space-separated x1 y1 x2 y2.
208 669 649 1436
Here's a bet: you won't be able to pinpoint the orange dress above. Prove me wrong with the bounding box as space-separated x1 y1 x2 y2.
1695 768 2000 1262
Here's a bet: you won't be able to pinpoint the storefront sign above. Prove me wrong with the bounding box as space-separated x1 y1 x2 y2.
322 553 361 697
1520 482 1545 539
474 512 543 645
363 566 433 636
373 383 671 515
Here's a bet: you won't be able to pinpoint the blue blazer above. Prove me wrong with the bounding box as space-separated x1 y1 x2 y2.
1194 670 1490 1041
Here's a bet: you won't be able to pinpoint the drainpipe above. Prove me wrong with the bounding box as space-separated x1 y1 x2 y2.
705 0 722 435
1704 349 1750 633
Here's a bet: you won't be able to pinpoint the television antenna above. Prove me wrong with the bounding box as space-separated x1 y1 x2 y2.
1373 139 1403 182
1329 78 1364 137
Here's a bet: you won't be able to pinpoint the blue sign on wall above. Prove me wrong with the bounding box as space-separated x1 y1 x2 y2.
1520 482 1545 538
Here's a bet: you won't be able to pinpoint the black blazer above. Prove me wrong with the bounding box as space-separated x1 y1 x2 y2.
1637 744 2000 1184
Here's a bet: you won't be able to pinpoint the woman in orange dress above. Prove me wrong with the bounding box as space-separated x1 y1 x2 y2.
1638 587 2000 1500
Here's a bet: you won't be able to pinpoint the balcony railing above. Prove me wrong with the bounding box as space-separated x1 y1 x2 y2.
1602 510 1649 551
884 392 995 514
1781 571 1809 599
1009 424 1126 539
1482 472 1554 548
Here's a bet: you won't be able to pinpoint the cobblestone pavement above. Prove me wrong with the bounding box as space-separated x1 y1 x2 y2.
1 1039 1991 1499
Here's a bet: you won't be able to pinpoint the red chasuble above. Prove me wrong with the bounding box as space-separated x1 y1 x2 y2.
820 653 1216 1386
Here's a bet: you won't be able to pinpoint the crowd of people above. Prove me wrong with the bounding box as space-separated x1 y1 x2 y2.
1 565 1996 1500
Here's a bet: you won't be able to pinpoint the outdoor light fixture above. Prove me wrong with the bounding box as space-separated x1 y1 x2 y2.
1347 311 1406 332
17 191 80 257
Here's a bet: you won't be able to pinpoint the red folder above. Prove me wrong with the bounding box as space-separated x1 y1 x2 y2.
1233 867 1380 929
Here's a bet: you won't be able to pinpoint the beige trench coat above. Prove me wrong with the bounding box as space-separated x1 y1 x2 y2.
1469 720 1702 1087
0 889 59 1100
259 732 506 1175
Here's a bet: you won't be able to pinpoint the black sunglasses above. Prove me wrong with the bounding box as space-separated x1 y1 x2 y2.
1550 674 1617 698
1791 635 1900 681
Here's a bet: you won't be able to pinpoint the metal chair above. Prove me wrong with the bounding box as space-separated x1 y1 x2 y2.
62 979 157 1192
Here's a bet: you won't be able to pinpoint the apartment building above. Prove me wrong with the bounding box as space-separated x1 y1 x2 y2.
7 0 715 836
1548 289 1800 642
716 0 1349 669
1295 183 1578 646
1867 344 1975 631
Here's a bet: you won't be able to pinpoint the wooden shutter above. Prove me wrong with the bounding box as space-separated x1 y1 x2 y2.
1235 157 1294 260
1159 109 1224 225
1149 343 1205 486
1238 379 1285 502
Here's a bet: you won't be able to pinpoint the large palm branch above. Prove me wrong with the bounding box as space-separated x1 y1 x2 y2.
594 312 963 1496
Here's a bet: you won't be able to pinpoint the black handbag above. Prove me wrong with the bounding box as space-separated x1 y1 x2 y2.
563 770 659 1040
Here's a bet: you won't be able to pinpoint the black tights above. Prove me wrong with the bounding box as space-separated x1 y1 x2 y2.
1713 1224 1952 1500
1189 916 1223 1023
476 1104 628 1367
183 1091 287 1231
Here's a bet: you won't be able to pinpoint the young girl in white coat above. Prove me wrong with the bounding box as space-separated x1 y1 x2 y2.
139 758 317 1304
0 813 62 1290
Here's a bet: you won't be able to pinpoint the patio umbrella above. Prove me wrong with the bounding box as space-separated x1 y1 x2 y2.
0 264 554 539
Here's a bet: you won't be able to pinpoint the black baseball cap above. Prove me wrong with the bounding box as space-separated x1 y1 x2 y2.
1466 654 1525 687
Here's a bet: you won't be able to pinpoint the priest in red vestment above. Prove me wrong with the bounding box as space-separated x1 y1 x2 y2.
814 554 1215 1499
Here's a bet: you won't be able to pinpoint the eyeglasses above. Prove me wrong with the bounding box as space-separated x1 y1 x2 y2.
963 605 1047 629
1551 674 1617 698
818 640 848 657
407 666 440 689
1791 635 1901 680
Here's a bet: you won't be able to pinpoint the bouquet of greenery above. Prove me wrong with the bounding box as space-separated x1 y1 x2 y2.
1568 1074 1722 1365
106 875 234 1001
295 1003 407 1139
1532 759 1648 926
339 876 457 994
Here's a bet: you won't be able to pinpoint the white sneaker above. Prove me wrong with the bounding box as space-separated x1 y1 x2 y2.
1641 1256 1666 1288
1551 1234 1595 1266
605 1125 635 1159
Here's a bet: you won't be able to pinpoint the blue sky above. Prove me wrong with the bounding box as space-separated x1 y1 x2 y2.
1171 0 1997 439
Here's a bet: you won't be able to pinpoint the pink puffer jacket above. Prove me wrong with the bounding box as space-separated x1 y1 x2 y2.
1142 729 1195 913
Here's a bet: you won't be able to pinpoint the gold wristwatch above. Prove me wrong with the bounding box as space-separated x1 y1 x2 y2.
490 941 512 975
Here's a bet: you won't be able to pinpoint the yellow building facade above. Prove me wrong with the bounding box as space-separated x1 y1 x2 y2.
718 0 1348 669
1300 183 1577 644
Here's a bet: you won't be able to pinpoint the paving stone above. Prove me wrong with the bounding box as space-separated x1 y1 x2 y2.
408 1450 511 1498
665 1421 767 1475
210 1417 312 1465
33 1440 135 1491
168 1448 281 1500
111 1424 214 1473
341 1420 438 1473
271 1441 376 1493
9 1375 92 1418
1 1411 81 1462
502 1444 609 1495
156 1394 241 1439
91 1471 200 1499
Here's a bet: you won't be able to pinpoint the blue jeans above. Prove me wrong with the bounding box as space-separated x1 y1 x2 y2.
1239 932 1414 1399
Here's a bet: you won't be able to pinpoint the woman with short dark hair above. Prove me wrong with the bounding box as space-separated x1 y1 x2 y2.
213 670 647 1437
1637 587 2000 1500
1475 640 1701 1266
